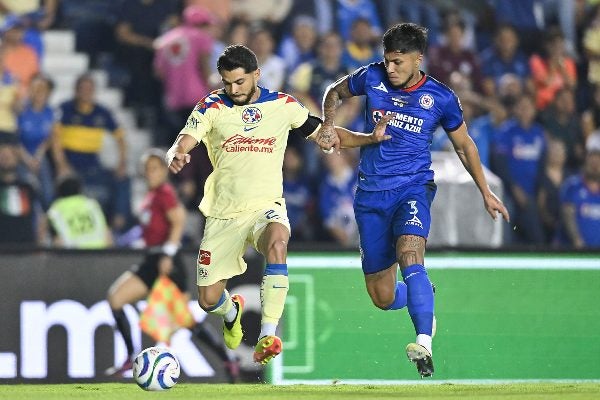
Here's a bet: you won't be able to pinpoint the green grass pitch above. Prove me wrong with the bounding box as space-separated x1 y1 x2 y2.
1 383 600 400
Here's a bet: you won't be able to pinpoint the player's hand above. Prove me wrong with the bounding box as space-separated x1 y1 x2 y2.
370 114 394 144
167 151 191 174
315 123 341 154
483 190 510 222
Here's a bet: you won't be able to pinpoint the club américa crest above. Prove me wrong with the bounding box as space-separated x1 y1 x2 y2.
242 107 262 124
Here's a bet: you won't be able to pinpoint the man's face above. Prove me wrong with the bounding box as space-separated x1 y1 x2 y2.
220 68 259 106
383 50 422 89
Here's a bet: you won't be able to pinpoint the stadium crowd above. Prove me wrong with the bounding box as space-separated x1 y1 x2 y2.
0 0 599 249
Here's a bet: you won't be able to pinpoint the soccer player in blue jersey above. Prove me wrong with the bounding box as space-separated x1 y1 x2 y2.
317 23 510 377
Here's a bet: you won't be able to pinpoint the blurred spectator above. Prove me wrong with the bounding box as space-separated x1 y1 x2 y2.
47 174 112 248
280 0 334 36
0 1 57 57
537 138 568 244
426 18 483 92
334 0 383 42
17 73 55 208
378 0 441 45
582 84 600 143
154 5 215 146
318 151 359 247
185 0 231 26
248 27 286 91
0 14 39 98
582 4 600 86
469 99 509 169
342 17 380 72
487 0 544 56
529 27 577 110
277 15 318 73
540 88 585 170
114 0 179 131
541 0 578 57
51 73 131 232
56 0 120 67
0 47 18 135
0 132 45 245
231 0 292 26
492 95 546 244
283 146 316 241
559 149 600 248
288 32 347 115
480 24 533 98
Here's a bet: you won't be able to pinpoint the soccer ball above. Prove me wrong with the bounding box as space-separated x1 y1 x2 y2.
132 347 180 391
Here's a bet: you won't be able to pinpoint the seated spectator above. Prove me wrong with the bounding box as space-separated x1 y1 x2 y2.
582 4 600 87
559 148 600 249
334 0 382 42
0 132 45 246
341 17 380 72
0 47 18 135
540 88 585 170
17 73 55 208
283 146 316 241
248 27 286 91
0 1 57 57
51 73 131 232
426 18 483 92
469 99 509 169
318 151 359 247
537 139 568 244
529 27 577 110
492 95 546 245
480 24 532 98
277 15 318 73
47 174 112 248
0 14 39 98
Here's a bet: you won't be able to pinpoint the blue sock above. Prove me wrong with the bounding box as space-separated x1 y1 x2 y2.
385 281 408 310
401 264 434 335
264 263 288 276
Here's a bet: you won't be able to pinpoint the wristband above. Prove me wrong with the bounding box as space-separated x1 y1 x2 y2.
162 242 179 257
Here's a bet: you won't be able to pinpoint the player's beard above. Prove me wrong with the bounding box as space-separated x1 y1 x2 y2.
394 71 415 90
230 85 257 106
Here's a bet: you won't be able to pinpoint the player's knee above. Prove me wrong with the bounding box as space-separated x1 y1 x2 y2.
197 297 216 312
370 292 395 310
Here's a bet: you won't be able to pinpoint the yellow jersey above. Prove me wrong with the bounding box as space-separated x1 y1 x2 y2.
180 87 310 218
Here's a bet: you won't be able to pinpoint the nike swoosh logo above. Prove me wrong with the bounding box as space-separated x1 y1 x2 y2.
244 126 257 132
272 285 288 289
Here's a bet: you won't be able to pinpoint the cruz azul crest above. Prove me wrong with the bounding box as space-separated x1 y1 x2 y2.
242 107 262 124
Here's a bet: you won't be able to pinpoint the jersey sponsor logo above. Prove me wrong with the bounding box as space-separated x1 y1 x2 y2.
199 250 211 265
242 106 262 124
185 116 199 130
405 200 423 229
373 82 388 93
419 93 434 109
391 96 409 107
222 134 275 153
372 110 424 133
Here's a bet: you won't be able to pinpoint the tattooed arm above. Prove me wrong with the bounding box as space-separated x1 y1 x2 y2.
314 76 356 152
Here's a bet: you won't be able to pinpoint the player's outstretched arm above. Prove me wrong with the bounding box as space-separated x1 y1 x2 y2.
447 122 510 222
316 76 355 153
166 134 198 174
335 114 393 148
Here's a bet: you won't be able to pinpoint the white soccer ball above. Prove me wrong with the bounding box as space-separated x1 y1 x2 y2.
132 346 180 391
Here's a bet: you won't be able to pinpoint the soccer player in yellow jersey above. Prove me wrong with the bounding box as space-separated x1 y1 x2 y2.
166 45 391 365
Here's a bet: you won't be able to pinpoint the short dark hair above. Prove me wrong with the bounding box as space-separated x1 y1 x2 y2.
217 45 258 73
382 23 428 54
56 175 82 198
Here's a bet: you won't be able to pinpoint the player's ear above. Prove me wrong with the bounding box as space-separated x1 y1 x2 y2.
415 53 423 69
254 68 261 82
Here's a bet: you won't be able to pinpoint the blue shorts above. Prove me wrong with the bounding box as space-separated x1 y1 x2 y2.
354 181 437 275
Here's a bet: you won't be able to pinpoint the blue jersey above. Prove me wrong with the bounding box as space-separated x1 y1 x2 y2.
560 174 600 247
348 63 463 191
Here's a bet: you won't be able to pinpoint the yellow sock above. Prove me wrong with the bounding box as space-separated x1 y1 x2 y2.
260 274 289 325
207 289 233 318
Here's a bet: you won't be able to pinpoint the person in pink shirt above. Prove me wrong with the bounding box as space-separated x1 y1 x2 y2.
154 5 215 145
